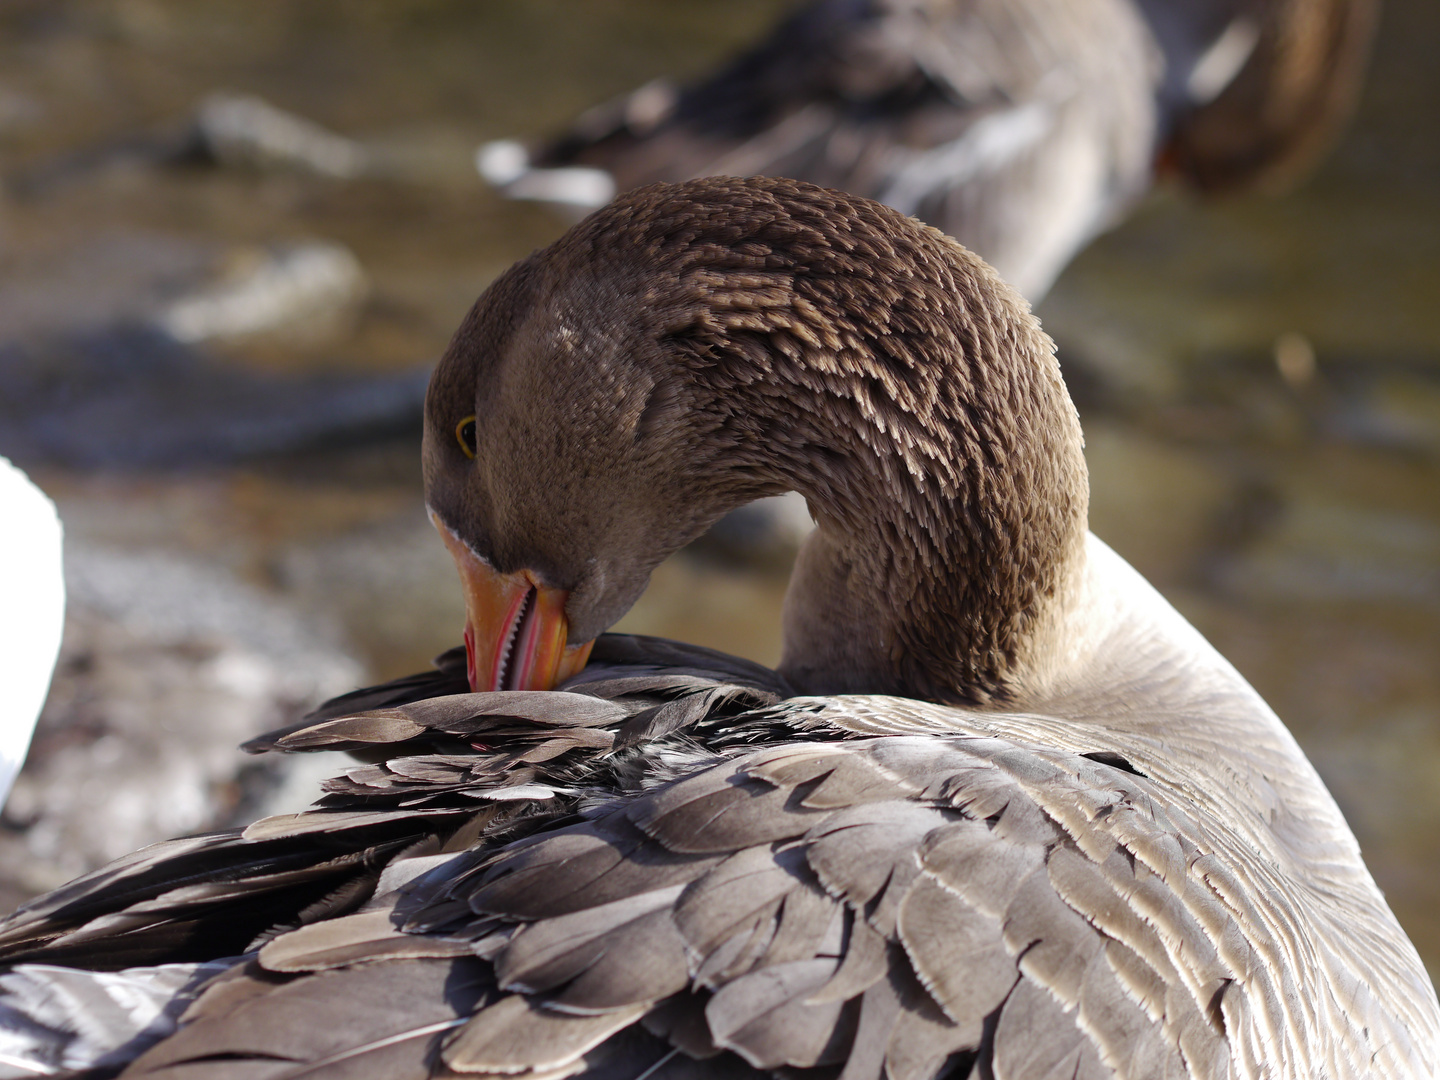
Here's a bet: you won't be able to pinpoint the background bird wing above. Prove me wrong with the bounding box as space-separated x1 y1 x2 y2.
529 0 1159 297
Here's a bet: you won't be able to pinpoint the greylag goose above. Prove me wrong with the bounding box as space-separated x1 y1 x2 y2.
480 0 1377 301
0 178 1433 1079
0 458 63 812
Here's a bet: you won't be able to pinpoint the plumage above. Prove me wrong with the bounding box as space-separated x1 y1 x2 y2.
443 993 651 1074
257 909 474 974
706 958 856 1068
481 0 1376 300
126 958 492 1080
0 178 1435 1079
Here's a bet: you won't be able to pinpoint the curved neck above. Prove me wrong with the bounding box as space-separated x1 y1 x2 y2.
773 417 1088 705
559 178 1092 701
691 314 1090 705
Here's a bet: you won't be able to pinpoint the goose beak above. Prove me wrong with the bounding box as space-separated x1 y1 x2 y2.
431 514 594 692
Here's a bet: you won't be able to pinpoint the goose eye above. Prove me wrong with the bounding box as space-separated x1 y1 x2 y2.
455 415 478 459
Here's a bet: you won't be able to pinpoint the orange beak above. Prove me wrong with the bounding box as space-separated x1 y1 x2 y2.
431 514 594 692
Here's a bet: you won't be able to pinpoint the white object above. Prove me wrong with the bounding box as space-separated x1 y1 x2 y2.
0 458 64 811
476 140 615 209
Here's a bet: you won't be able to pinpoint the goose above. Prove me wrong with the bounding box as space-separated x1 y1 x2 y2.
0 457 64 813
479 0 1378 301
0 177 1434 1079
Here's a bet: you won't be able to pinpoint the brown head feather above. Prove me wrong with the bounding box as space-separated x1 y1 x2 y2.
425 176 1087 704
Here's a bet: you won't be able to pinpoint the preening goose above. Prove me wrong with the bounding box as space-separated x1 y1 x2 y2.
480 0 1377 300
0 458 64 812
0 177 1434 1079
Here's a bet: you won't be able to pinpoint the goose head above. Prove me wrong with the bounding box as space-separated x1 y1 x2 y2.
424 176 1088 703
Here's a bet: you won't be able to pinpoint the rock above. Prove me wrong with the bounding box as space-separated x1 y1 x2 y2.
0 231 368 347
0 327 429 468
190 93 371 179
155 241 367 345
0 232 429 469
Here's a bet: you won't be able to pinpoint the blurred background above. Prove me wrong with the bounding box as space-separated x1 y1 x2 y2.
0 0 1435 978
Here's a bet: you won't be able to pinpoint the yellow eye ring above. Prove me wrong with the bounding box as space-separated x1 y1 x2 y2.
455 415 477 459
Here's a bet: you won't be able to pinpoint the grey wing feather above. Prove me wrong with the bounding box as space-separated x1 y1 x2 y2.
123 958 492 1079
992 976 1112 1080
5 673 1432 1080
705 959 856 1069
868 950 978 1080
441 994 649 1074
4 734 1221 1077
257 909 474 974
493 885 689 1001
807 913 889 1006
541 907 692 1013
674 846 816 969
895 873 1014 1027
460 818 724 921
248 632 787 756
345 736 1238 1076
629 765 827 855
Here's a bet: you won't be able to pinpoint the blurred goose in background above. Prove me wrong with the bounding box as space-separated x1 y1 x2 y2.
480 0 1377 301
0 458 63 812
483 0 1378 559
0 179 1433 1078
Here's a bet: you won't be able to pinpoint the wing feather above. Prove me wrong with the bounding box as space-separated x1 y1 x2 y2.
442 995 649 1075
6 678 1421 1077
705 959 855 1069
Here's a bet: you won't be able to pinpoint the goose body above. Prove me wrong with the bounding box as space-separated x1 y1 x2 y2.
0 458 64 812
481 0 1376 300
0 178 1433 1079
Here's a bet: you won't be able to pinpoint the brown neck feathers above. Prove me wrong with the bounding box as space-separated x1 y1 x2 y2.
563 178 1090 702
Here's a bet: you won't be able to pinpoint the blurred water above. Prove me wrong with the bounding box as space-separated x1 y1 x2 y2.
0 0 1436 973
